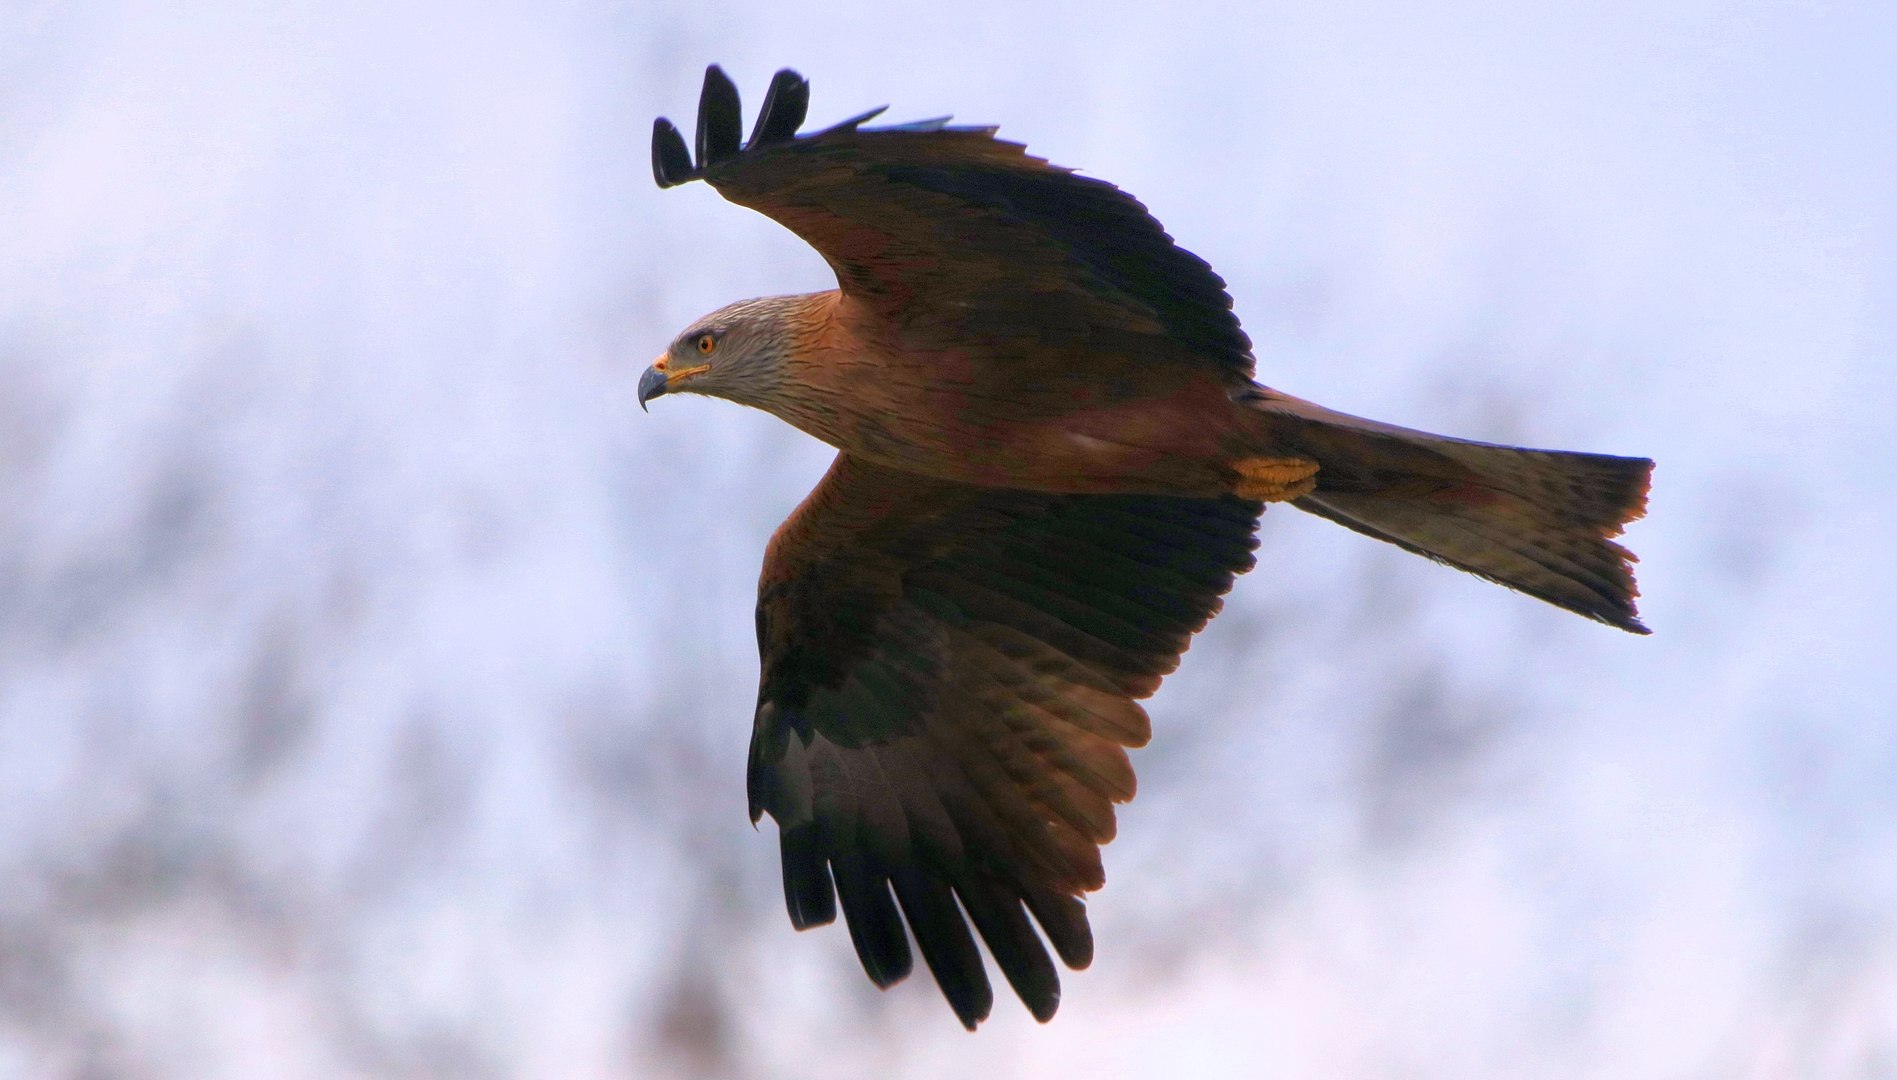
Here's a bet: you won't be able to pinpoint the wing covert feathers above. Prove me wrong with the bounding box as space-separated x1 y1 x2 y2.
748 454 1261 1026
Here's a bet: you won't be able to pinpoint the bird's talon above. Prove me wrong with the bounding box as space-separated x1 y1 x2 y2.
1232 456 1319 501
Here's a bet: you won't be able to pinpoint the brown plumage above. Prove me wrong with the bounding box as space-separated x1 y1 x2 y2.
642 66 1651 1029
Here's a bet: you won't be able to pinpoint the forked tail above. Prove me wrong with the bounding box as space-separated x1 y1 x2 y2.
1245 391 1653 633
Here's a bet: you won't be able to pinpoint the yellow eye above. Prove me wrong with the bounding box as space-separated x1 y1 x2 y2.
696 334 716 355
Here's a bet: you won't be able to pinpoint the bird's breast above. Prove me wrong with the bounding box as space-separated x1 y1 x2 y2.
783 341 1259 498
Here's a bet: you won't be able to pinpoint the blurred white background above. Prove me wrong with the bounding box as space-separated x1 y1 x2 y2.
1 0 1893 1076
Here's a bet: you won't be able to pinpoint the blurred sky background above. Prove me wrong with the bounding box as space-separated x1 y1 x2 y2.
2 0 1894 1076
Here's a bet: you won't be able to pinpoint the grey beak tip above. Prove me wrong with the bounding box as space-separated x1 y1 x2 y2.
637 365 668 412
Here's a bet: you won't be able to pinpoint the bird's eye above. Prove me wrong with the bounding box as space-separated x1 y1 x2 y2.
696 334 717 355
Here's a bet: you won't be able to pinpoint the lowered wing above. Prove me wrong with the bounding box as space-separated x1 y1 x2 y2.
749 454 1262 1026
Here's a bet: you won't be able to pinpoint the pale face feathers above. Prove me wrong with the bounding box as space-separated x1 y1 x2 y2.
641 294 815 411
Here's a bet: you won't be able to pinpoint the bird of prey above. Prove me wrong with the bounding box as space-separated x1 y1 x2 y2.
642 66 1650 1029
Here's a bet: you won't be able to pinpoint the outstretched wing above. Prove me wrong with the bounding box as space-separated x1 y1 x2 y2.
749 454 1261 1028
653 65 1256 385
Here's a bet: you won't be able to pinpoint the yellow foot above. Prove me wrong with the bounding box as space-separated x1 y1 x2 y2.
1232 456 1320 501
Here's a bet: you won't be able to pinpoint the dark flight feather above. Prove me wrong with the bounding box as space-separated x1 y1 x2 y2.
695 64 743 168
650 118 694 188
747 68 810 149
832 851 913 988
779 821 837 929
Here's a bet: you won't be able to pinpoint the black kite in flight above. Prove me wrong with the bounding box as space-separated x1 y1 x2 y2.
642 66 1650 1029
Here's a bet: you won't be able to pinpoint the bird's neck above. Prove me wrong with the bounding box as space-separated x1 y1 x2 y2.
760 291 904 454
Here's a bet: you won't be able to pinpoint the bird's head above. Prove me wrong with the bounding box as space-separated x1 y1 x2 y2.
639 294 807 412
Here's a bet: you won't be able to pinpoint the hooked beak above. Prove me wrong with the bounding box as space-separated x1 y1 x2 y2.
637 363 667 412
636 357 709 412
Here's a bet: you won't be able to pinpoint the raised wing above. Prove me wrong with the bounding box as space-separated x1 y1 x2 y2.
747 454 1262 1027
654 65 1256 384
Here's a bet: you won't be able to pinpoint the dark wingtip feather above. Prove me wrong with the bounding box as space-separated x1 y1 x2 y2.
650 118 694 188
780 824 837 930
958 875 1062 1023
888 867 993 1030
1022 887 1094 970
832 856 914 989
696 64 743 168
747 68 809 148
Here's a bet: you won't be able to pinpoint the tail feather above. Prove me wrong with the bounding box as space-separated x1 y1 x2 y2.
1247 391 1652 633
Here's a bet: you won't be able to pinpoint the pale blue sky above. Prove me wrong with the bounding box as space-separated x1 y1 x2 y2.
1 1 1892 1075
